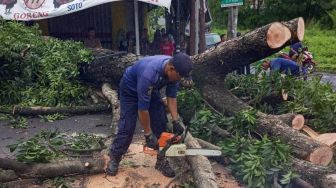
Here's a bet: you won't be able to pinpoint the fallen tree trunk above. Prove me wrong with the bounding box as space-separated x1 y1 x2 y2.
101 83 120 135
184 136 218 188
80 19 303 86
0 104 111 116
281 17 305 43
194 77 333 165
166 116 218 188
0 158 105 180
192 21 293 74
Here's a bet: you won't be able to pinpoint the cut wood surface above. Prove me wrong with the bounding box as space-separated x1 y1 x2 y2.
3 104 111 116
281 17 305 43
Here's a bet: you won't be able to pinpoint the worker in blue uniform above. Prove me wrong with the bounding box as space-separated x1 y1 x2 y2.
106 53 193 177
262 58 300 76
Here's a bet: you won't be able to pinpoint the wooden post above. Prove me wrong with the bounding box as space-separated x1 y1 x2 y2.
199 0 206 53
195 0 200 54
189 0 196 55
227 6 238 39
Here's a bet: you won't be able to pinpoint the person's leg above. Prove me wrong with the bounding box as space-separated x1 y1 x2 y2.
107 86 138 176
149 91 168 138
148 91 175 177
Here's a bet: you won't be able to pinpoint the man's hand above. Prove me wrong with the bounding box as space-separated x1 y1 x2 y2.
145 133 159 149
173 120 184 135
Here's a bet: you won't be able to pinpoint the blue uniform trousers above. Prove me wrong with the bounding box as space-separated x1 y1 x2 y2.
110 78 168 158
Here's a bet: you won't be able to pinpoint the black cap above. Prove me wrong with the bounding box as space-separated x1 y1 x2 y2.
171 53 193 78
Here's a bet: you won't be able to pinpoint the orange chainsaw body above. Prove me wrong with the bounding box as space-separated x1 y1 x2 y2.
143 132 181 156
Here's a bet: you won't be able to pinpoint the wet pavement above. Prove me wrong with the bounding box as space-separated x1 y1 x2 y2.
0 114 112 158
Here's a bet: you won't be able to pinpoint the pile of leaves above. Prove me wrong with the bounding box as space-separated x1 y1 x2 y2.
225 71 336 133
7 130 103 163
177 88 202 124
0 20 93 107
177 88 297 188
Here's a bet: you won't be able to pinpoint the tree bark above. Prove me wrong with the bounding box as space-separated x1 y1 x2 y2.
1 104 111 116
281 17 305 43
194 77 333 165
192 21 292 75
0 158 105 180
184 134 218 188
101 83 120 135
166 116 218 188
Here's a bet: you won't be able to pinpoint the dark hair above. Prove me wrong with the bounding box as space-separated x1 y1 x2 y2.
220 34 225 38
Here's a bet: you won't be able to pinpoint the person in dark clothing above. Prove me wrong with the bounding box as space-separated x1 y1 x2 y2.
262 58 300 76
106 53 193 178
289 41 303 59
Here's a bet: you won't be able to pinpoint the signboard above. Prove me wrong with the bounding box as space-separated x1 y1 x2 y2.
0 0 171 21
220 0 243 8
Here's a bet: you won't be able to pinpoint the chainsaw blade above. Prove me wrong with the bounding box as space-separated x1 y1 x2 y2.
185 149 222 156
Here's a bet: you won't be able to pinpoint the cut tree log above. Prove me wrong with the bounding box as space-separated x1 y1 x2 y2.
0 158 105 181
101 83 120 135
195 81 333 166
0 104 111 116
281 17 305 43
192 21 294 75
291 118 336 148
167 116 218 188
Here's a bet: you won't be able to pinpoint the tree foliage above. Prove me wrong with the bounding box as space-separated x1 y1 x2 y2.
208 0 336 29
0 20 93 107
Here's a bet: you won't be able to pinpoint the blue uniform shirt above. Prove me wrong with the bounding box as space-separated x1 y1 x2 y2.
270 58 300 75
122 55 179 110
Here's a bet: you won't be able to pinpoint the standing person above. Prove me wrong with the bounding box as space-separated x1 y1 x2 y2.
151 29 162 55
160 34 175 56
161 28 166 40
84 27 102 49
262 58 300 76
140 28 149 55
106 53 193 177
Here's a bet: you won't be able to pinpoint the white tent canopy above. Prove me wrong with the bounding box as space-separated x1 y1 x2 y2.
0 0 171 56
0 0 171 20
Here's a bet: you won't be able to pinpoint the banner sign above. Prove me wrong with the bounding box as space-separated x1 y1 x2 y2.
220 0 244 8
0 0 171 21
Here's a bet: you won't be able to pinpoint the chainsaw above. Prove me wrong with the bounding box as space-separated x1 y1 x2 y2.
143 123 222 157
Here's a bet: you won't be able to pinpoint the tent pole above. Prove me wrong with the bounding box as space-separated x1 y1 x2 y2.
134 0 140 56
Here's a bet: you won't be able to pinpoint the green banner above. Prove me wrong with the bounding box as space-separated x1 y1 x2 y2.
220 0 244 7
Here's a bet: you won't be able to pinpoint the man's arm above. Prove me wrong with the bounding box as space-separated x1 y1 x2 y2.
138 110 151 135
167 97 179 121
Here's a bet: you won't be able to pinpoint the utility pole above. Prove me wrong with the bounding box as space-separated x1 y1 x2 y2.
199 0 206 53
175 0 181 53
189 0 196 55
227 6 238 39
195 0 200 54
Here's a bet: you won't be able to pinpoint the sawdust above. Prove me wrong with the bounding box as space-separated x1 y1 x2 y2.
84 143 244 188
